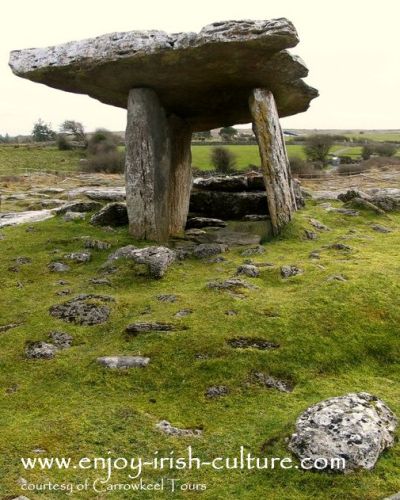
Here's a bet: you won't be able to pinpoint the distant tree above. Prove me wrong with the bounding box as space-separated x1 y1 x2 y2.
0 133 11 143
193 130 211 141
32 119 56 142
219 126 238 142
361 144 374 160
374 143 397 157
210 146 236 174
87 129 119 155
84 128 124 174
60 120 87 148
56 134 72 150
303 134 334 166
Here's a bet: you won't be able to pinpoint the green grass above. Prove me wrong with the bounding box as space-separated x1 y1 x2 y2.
0 203 400 499
344 132 400 142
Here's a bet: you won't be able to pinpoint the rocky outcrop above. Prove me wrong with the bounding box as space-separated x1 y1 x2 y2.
289 392 397 472
107 245 176 278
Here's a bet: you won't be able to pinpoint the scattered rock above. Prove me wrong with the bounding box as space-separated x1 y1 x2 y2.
85 188 125 202
241 245 265 256
90 202 128 226
328 243 351 251
185 228 207 238
304 230 318 240
207 278 257 290
227 337 279 350
107 245 176 278
280 265 303 278
371 194 400 212
186 217 226 229
15 256 31 265
371 224 392 234
236 264 260 278
89 277 112 286
48 331 73 349
83 238 111 250
195 353 209 360
205 385 229 398
5 383 19 394
48 262 70 273
332 208 359 216
175 309 193 318
327 274 347 282
309 251 320 259
0 323 19 333
97 356 150 368
309 218 330 231
49 294 114 325
252 372 293 393
337 190 369 203
56 289 71 296
64 251 91 263
206 255 227 263
55 280 69 286
225 310 238 316
288 392 397 472
156 420 202 437
25 341 57 359
126 322 182 335
156 294 177 303
193 243 228 259
63 211 86 222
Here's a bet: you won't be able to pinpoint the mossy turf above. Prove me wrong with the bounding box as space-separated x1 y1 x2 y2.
0 203 399 499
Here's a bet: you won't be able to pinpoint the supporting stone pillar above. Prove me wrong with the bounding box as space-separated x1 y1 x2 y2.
125 89 192 242
249 88 297 236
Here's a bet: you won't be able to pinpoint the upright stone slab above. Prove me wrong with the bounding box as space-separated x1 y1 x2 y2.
125 89 192 241
249 88 296 235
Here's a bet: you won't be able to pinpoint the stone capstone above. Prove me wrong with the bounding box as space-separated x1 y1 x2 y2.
9 19 317 131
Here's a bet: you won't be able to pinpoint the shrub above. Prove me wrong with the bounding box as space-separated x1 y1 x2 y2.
337 163 370 175
303 134 335 165
84 151 125 174
289 157 325 178
374 143 397 157
87 129 119 155
361 144 374 160
210 146 237 174
56 134 72 151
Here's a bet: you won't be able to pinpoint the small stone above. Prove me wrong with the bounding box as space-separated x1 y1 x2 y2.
15 256 31 265
195 353 209 360
25 341 57 359
225 310 238 316
63 211 86 221
97 356 150 368
227 337 279 350
90 277 112 286
49 331 73 349
304 230 318 240
0 323 19 333
185 228 207 237
56 289 71 296
333 208 359 216
48 262 70 273
205 385 229 398
280 265 303 278
243 214 268 221
90 202 128 226
327 274 347 282
309 251 320 259
55 280 69 286
5 383 19 394
175 309 193 318
253 372 293 393
156 420 202 437
309 218 330 231
328 243 351 251
240 245 265 256
206 256 227 263
371 224 392 234
156 294 177 303
126 322 182 335
236 264 260 278
83 238 111 250
64 251 91 263
207 278 257 290
193 243 228 259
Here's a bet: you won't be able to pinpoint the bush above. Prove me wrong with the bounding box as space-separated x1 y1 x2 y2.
303 134 335 165
56 134 72 151
87 129 119 155
84 151 125 174
374 143 397 157
337 163 370 175
289 157 325 178
210 146 237 174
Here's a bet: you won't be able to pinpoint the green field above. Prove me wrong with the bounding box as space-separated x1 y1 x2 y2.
0 201 400 499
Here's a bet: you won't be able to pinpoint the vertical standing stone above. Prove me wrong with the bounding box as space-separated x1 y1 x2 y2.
168 115 192 236
125 90 192 241
125 88 171 241
249 88 297 235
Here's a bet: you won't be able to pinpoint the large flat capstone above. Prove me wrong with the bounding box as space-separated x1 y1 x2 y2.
9 19 317 130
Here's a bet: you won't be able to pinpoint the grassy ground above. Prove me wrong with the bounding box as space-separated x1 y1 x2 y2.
0 202 399 499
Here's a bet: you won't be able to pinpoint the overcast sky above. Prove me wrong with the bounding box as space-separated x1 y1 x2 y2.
1 0 399 135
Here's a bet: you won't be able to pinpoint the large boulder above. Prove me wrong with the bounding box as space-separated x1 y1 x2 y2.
289 392 397 472
190 190 268 219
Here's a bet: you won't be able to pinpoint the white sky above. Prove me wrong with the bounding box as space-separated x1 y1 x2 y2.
1 0 399 135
